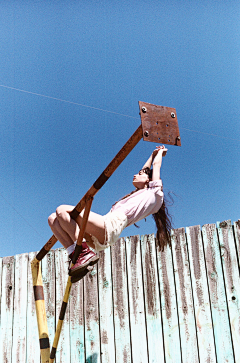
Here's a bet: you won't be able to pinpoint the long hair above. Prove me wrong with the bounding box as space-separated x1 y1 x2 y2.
114 167 173 251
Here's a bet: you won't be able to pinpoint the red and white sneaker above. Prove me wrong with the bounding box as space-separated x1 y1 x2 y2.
69 241 99 276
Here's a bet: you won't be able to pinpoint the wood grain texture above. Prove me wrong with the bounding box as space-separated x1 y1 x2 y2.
171 228 199 363
217 220 240 362
111 237 132 363
125 235 148 363
202 223 234 363
186 225 217 363
26 252 40 363
69 274 85 362
0 256 15 363
12 252 28 363
141 234 165 363
156 238 181 363
98 248 115 363
84 265 101 363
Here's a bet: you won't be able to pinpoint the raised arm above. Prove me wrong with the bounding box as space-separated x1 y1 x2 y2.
142 145 167 181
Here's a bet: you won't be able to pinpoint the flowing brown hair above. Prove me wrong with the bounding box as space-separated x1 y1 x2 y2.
114 167 173 251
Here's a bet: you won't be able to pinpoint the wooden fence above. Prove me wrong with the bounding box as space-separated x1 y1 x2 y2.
0 219 240 363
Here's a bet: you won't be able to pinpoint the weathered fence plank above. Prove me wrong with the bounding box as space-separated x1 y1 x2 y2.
84 265 101 363
171 228 199 363
218 220 240 362
98 248 116 363
69 274 85 362
126 235 148 363
111 237 132 363
156 238 181 363
202 223 234 363
186 225 217 363
0 256 15 363
26 252 40 363
141 234 165 363
1 219 240 363
42 249 55 347
12 252 28 363
55 248 71 363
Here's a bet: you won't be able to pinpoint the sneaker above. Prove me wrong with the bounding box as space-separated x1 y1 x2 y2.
69 241 99 276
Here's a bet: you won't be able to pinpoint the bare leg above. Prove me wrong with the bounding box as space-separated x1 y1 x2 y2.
48 212 77 249
56 205 105 244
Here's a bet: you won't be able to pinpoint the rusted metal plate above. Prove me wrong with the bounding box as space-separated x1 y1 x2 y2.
171 228 199 363
217 220 240 362
111 238 132 363
141 234 165 363
139 101 181 146
202 223 234 363
98 248 115 363
186 226 216 363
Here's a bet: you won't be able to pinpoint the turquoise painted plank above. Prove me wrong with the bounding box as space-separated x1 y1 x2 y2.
12 252 28 362
233 220 240 265
125 235 148 363
171 228 199 363
98 248 116 363
186 225 217 363
202 223 234 363
141 234 164 363
156 237 181 363
111 237 132 363
0 256 15 363
26 251 40 363
84 265 101 363
69 275 85 362
55 248 71 363
42 249 56 345
217 220 240 362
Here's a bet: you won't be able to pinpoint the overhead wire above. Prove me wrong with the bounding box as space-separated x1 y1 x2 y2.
0 84 238 141
0 83 238 236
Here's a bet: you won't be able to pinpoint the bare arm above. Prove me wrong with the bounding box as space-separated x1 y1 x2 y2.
143 145 168 181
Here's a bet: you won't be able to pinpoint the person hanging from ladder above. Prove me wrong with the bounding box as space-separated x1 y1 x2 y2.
48 145 172 281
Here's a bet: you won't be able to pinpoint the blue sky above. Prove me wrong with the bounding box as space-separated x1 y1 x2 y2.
0 1 239 257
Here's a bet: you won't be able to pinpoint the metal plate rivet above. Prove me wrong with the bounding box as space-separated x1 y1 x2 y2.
171 112 175 118
144 131 149 137
142 107 147 113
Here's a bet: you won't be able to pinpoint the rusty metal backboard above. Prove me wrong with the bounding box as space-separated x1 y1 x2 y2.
139 101 181 146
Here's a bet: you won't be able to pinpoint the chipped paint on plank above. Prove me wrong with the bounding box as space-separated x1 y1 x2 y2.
186 225 217 363
0 256 15 363
111 237 132 363
218 220 240 362
70 272 85 362
26 251 40 363
98 248 115 363
55 248 71 363
12 253 28 363
156 239 182 362
171 228 199 363
202 223 234 363
84 265 100 362
141 234 164 363
126 235 148 363
42 249 55 343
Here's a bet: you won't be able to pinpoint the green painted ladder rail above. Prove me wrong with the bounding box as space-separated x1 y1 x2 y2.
0 220 240 363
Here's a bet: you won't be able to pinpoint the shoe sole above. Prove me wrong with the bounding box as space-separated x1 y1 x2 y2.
69 255 99 276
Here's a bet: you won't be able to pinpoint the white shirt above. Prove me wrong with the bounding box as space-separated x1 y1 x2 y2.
110 180 164 227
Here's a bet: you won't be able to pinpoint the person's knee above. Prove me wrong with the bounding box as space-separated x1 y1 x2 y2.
56 205 69 221
48 213 56 228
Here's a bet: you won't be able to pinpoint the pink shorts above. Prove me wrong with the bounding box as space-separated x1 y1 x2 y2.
91 211 128 252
